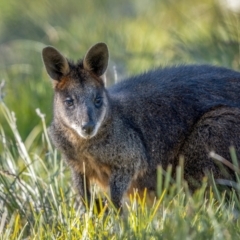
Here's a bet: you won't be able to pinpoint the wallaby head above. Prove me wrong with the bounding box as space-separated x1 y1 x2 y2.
42 43 109 139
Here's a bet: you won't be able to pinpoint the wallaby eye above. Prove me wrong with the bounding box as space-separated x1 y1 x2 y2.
94 96 103 108
64 97 74 108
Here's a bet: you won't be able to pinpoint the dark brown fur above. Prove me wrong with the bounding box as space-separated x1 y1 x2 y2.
42 42 240 210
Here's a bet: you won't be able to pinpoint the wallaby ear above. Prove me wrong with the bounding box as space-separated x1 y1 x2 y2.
83 42 109 77
42 46 70 81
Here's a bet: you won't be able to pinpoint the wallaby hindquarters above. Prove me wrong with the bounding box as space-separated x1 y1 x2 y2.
42 42 240 210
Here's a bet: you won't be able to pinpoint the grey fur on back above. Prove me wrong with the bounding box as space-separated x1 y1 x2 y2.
42 43 240 210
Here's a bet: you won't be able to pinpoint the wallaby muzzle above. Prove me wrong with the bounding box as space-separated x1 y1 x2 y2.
81 121 95 136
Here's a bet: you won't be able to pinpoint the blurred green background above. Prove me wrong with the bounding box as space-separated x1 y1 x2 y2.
0 0 240 141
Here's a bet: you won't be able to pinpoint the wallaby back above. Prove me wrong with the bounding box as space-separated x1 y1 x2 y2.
42 42 240 209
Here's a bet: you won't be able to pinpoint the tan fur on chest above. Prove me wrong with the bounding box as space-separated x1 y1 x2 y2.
67 129 111 190
70 154 111 191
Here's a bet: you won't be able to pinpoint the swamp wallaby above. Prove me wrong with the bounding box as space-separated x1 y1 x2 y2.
42 42 240 210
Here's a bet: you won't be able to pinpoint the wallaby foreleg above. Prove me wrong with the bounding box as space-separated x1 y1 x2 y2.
109 169 133 210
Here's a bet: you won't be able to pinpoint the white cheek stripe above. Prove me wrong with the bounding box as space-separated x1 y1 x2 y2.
70 123 86 138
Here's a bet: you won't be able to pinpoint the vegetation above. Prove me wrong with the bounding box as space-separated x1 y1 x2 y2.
0 0 240 238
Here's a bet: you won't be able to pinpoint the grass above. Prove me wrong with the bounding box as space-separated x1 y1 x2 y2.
1 0 240 239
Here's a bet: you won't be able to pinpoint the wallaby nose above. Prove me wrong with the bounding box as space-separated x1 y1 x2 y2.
82 122 95 135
